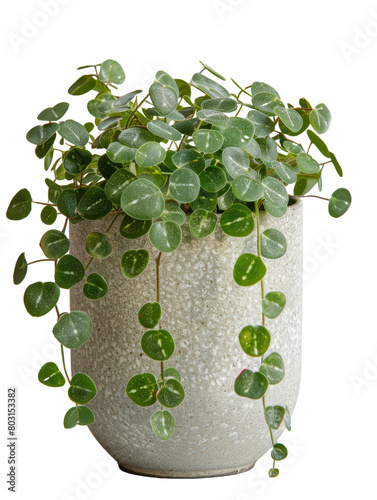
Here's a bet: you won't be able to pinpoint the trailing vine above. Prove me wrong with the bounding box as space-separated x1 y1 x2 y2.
6 59 351 476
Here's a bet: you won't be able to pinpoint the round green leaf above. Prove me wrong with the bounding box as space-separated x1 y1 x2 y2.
217 117 254 148
309 103 331 134
104 168 136 204
55 255 85 289
271 443 288 461
6 189 32 221
37 102 69 121
63 148 92 175
121 179 164 220
99 59 125 84
68 373 97 404
239 325 271 357
147 120 182 141
297 153 320 174
119 127 155 148
232 175 264 202
38 362 65 387
83 273 108 300
135 142 166 168
24 282 60 317
247 110 274 138
260 352 285 385
220 204 255 237
271 161 297 184
251 81 280 97
85 232 113 259
261 228 287 259
252 92 284 116
265 405 285 430
283 141 304 155
189 209 217 239
138 302 161 329
218 184 237 210
40 205 57 225
329 188 351 218
119 214 152 239
262 291 286 319
202 98 238 113
255 137 277 164
199 61 226 80
87 94 116 119
269 468 280 478
68 75 96 96
141 329 175 361
40 230 70 259
222 147 250 178
137 165 167 189
233 253 266 286
172 149 205 174
150 79 178 116
261 178 288 207
172 118 200 136
64 405 95 429
59 120 89 147
197 109 230 124
114 90 142 107
192 73 229 99
57 189 79 218
274 106 303 132
127 373 158 407
107 142 137 163
149 221 182 253
169 168 200 203
157 378 185 408
160 367 181 383
13 252 27 285
264 201 288 218
191 188 218 211
120 249 149 278
26 123 59 145
192 129 224 154
151 410 175 441
199 166 226 192
161 200 186 225
284 405 292 431
77 186 113 220
53 311 92 349
234 369 268 399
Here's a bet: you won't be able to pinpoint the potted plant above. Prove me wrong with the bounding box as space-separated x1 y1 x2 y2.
6 59 351 479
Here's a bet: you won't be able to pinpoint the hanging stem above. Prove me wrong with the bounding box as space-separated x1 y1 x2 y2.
60 344 71 385
155 252 164 384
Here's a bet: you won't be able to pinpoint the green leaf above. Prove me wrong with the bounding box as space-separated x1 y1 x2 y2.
63 148 92 176
239 325 271 357
265 405 285 430
264 201 288 218
64 405 95 429
192 129 224 154
251 81 280 97
160 367 181 383
114 90 142 106
222 147 251 178
26 123 59 145
40 205 57 225
283 141 303 155
87 94 116 119
150 73 179 116
57 189 79 218
37 134 56 160
271 443 288 461
45 179 62 204
274 106 303 132
118 127 155 148
157 378 185 408
262 291 286 319
13 253 28 285
252 92 284 116
232 175 264 202
261 178 288 207
38 362 65 387
191 188 217 211
172 118 200 136
189 209 217 239
192 73 229 98
37 102 69 121
271 161 297 184
83 273 108 300
329 188 351 218
6 189 32 220
149 221 181 253
217 117 254 148
247 110 274 138
119 214 152 239
199 61 226 80
121 249 149 278
59 120 89 147
106 142 137 163
309 103 331 134
126 373 158 407
68 373 97 404
197 109 230 124
141 329 175 361
77 186 113 220
233 253 266 286
175 79 191 98
55 255 85 289
99 59 125 84
243 138 261 158
269 468 280 478
40 230 70 259
137 166 167 189
297 152 319 174
161 200 186 225
138 302 161 329
172 149 205 174
255 137 277 164
220 204 255 237
199 166 226 192
169 168 200 203
121 179 164 220
285 405 292 431
85 232 112 259
24 282 60 317
135 141 166 168
104 168 136 204
53 311 92 349
151 410 175 440
260 352 285 385
147 120 182 141
68 75 96 95
202 97 238 112
306 130 343 177
261 228 287 259
234 369 268 399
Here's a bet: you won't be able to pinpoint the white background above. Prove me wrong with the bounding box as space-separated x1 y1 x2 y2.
1 0 375 499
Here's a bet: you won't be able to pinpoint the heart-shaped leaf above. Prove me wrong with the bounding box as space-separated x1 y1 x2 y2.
239 325 271 357
68 373 97 404
274 106 303 132
37 102 69 121
53 311 92 349
189 209 217 239
234 369 268 399
64 405 95 429
149 221 182 253
59 120 89 147
85 232 112 259
309 103 331 134
6 189 32 221
260 352 285 385
38 362 66 387
265 405 285 430
261 228 287 259
138 302 161 329
55 255 84 289
151 410 175 440
262 291 286 319
157 378 185 408
121 249 149 278
233 253 266 286
40 230 70 259
247 110 274 137
77 186 113 220
26 123 59 145
24 282 60 317
83 273 108 300
141 329 175 361
220 204 255 237
104 168 136 204
126 373 158 407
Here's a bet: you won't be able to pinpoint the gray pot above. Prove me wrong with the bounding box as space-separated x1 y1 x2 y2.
70 200 303 478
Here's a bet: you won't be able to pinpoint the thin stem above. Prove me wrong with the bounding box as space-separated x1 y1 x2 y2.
273 130 301 146
60 344 71 385
126 93 149 128
235 104 244 117
28 259 55 265
160 361 165 386
307 141 312 154
84 257 94 272
32 201 57 207
292 194 329 201
62 217 69 234
155 251 162 303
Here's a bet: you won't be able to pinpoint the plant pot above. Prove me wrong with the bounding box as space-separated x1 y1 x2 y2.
69 200 303 479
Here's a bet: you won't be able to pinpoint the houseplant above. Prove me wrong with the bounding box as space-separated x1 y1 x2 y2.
6 59 351 478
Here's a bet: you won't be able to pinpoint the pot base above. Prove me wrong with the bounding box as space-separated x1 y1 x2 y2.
118 461 256 479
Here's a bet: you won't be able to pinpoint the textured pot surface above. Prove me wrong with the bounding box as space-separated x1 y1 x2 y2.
70 201 303 478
